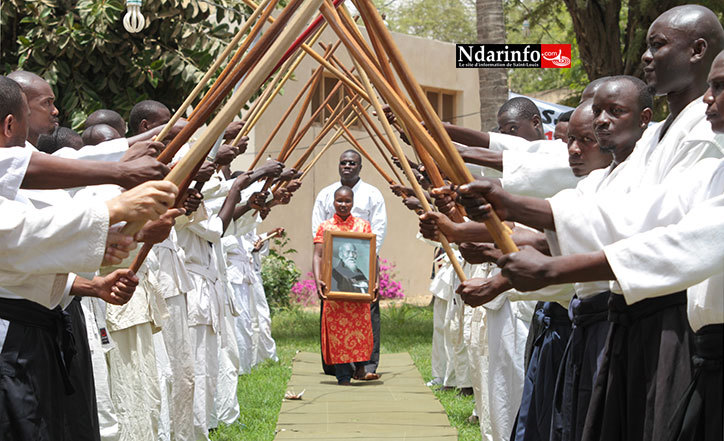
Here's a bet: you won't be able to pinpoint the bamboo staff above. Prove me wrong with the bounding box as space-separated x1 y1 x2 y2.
239 0 371 102
122 0 321 240
153 0 274 143
348 46 467 282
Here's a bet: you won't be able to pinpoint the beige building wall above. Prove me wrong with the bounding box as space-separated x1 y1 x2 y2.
232 26 480 300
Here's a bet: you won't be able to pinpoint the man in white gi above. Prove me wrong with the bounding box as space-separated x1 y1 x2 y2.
312 149 386 379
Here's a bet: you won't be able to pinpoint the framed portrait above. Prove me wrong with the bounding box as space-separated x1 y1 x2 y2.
321 230 377 302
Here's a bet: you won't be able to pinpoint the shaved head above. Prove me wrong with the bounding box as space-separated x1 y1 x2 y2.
643 5 724 99
82 123 121 146
581 76 611 103
7 70 58 144
86 109 127 136
653 5 724 54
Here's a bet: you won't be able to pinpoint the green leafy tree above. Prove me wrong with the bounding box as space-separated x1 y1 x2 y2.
373 0 476 44
1 0 250 131
506 0 724 105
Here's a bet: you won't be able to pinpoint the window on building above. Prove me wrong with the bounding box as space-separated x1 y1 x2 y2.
310 73 362 129
422 87 457 124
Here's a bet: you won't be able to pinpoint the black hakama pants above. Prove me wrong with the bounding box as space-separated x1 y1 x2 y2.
0 298 77 441
551 291 610 441
581 292 693 441
63 297 101 441
666 323 722 441
512 302 572 441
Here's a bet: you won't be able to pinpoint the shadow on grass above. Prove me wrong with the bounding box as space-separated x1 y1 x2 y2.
211 303 482 441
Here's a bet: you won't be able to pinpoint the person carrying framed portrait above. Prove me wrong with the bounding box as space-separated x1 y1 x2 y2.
313 186 379 385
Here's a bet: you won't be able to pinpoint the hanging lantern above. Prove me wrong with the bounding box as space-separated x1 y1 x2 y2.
123 0 146 33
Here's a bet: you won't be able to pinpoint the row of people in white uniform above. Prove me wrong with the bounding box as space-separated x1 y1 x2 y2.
419 15 723 439
0 72 284 441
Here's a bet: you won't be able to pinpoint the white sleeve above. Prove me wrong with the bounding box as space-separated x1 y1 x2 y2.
52 138 129 161
369 189 387 252
604 195 724 304
0 197 109 275
311 191 328 237
0 147 31 200
502 150 581 197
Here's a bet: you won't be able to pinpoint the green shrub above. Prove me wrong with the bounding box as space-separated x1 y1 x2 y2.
260 232 300 313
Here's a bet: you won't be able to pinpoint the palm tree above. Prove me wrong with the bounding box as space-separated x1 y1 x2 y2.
476 0 508 131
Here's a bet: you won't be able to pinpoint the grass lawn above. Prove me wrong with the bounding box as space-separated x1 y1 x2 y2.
211 303 482 441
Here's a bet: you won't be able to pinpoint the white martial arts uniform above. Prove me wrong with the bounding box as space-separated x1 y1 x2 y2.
547 97 723 302
176 205 224 441
197 173 242 428
572 157 724 329
152 230 196 441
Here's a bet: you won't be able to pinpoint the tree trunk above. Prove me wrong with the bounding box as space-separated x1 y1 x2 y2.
561 0 623 80
476 0 508 131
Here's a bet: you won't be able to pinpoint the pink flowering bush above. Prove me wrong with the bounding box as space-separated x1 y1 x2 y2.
378 258 405 300
290 273 319 307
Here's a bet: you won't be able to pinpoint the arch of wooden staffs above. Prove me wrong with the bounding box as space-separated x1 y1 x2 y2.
122 0 516 278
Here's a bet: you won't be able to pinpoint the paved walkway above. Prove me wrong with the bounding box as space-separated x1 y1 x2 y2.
275 352 457 440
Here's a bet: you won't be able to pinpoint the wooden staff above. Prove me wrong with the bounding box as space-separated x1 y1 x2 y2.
296 102 368 181
153 0 274 143
352 103 404 184
123 0 320 239
155 0 301 167
290 94 359 168
247 67 324 170
239 0 371 102
232 23 329 148
354 0 515 252
321 1 515 253
280 71 351 163
347 44 467 282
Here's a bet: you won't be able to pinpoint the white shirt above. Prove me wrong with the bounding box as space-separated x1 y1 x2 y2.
548 96 723 299
311 179 387 252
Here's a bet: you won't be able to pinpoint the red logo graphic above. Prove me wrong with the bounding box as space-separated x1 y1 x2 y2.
540 44 571 68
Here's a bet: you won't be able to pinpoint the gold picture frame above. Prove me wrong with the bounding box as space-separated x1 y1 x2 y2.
321 230 377 302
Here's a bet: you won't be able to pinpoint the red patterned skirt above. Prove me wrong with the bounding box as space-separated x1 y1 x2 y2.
321 300 373 365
